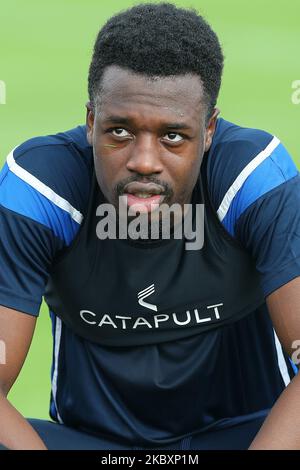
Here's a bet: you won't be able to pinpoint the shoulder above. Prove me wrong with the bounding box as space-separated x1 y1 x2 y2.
206 118 298 234
0 125 93 245
4 125 93 215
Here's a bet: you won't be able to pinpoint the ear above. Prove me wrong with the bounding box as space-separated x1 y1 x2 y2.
86 101 94 146
204 108 220 152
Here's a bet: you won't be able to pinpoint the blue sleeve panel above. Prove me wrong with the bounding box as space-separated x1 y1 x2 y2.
208 118 300 297
0 126 92 315
235 175 300 297
0 204 64 315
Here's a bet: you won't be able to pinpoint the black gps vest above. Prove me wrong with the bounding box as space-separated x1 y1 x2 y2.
44 154 265 347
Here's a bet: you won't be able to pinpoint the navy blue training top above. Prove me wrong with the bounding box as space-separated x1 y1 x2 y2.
0 118 299 445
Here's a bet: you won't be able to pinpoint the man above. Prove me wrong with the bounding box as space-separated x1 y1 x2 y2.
1 2 300 450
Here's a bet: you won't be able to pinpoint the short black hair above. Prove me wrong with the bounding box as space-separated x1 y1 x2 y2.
88 2 224 118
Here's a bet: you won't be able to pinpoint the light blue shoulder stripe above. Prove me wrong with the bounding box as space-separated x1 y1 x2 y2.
0 163 80 245
222 143 298 236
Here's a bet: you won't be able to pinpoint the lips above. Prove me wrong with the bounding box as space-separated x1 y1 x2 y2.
121 182 165 212
124 181 164 196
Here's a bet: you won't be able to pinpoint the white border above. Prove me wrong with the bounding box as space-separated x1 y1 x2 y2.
51 317 63 424
217 137 281 222
274 330 290 387
7 148 83 225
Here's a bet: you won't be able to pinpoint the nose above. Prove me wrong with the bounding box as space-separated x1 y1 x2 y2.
126 134 163 175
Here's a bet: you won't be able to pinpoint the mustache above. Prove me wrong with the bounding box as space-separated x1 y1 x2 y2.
114 175 174 199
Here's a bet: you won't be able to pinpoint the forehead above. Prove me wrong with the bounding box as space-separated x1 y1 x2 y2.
96 66 206 123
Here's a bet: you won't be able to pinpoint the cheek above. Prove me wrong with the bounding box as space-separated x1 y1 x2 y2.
93 146 129 201
93 151 116 194
171 151 202 196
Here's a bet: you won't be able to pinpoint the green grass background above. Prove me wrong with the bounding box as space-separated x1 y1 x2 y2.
0 0 299 419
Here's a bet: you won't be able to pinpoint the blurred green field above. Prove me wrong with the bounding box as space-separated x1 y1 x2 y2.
0 0 299 419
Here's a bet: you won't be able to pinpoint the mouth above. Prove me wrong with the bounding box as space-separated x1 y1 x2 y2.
121 182 166 213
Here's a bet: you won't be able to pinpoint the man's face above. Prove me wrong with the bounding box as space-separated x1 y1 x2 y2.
86 66 218 215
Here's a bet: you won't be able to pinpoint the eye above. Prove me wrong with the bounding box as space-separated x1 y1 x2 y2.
111 128 131 138
163 133 184 143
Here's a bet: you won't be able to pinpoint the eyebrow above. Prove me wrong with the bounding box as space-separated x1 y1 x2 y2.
165 123 191 130
102 116 130 125
102 115 192 130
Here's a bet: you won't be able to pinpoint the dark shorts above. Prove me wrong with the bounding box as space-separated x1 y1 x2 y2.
0 414 266 450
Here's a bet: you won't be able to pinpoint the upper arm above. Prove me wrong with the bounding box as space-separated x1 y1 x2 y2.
0 139 86 314
0 306 36 396
208 123 300 297
266 277 300 365
0 133 89 393
209 123 300 364
235 174 300 297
